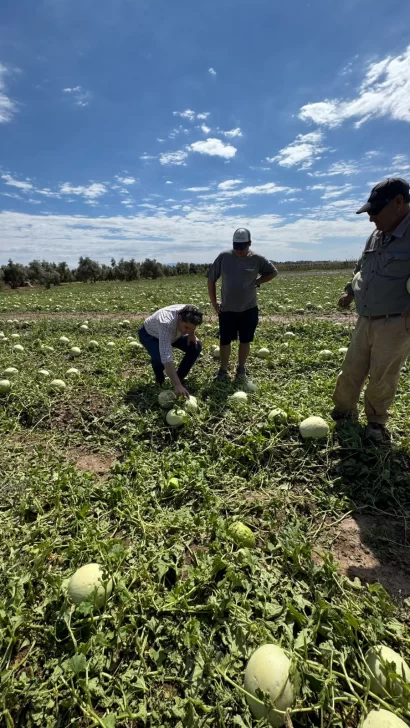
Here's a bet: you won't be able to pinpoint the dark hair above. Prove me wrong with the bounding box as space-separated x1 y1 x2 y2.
179 305 203 326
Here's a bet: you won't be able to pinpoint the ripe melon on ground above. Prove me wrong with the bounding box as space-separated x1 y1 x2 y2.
66 368 80 376
158 390 177 410
365 645 410 697
227 522 255 548
268 408 287 425
184 395 198 412
67 563 112 608
363 709 408 728
0 379 11 395
244 644 294 727
257 347 270 359
2 367 18 377
166 408 187 426
299 416 329 439
49 379 66 393
230 391 248 402
319 349 333 360
38 369 51 378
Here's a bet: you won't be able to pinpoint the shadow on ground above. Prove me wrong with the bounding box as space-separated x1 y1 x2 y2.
329 420 410 601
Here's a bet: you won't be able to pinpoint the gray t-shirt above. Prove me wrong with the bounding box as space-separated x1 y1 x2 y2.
207 250 277 312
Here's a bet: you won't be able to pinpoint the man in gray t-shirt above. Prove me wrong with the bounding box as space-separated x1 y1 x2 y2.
207 228 277 380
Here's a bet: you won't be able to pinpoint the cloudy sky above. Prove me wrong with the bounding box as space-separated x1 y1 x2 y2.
1 0 410 266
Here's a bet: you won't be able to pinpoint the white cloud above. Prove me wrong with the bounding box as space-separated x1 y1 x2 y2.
0 64 18 123
1 191 22 200
200 182 297 201
173 109 196 121
268 131 326 169
200 124 211 134
1 173 33 191
159 150 188 166
36 188 62 198
299 45 410 128
221 127 243 138
60 182 107 199
165 180 173 184
208 67 217 76
190 138 237 159
157 138 165 143
115 176 137 185
184 186 211 192
308 161 361 177
218 179 242 190
172 110 211 123
140 153 157 161
309 183 355 199
0 208 366 266
223 183 296 198
63 85 91 107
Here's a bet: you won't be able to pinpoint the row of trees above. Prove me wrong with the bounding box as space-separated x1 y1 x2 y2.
0 257 356 290
0 257 211 289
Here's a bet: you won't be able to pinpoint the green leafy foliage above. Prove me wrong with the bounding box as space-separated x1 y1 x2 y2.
0 272 410 727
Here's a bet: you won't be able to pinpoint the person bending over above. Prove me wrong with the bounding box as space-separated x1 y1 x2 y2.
139 304 202 398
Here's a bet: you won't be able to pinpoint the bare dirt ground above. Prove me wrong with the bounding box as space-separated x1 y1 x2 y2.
69 447 118 475
329 515 410 599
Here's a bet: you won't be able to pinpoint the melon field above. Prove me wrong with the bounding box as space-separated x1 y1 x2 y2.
1 271 410 728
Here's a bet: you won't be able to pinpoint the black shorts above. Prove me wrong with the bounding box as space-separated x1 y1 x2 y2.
219 307 259 345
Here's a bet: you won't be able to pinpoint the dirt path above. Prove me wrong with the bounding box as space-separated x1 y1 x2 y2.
0 311 357 323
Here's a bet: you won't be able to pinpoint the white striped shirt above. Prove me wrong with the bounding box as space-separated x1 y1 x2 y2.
143 304 186 364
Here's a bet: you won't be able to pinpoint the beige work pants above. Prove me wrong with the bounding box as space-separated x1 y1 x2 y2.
332 315 410 424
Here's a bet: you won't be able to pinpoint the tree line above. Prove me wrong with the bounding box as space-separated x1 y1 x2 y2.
0 256 356 290
0 258 210 289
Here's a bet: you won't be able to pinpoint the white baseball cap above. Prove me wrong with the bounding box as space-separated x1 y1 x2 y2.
233 228 251 244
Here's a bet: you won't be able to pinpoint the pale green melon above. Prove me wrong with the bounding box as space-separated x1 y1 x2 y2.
363 709 408 728
365 645 410 698
0 379 11 394
49 379 66 393
300 416 329 439
230 391 248 402
166 408 187 426
68 563 112 608
244 644 294 726
268 408 287 425
158 390 177 410
256 347 270 359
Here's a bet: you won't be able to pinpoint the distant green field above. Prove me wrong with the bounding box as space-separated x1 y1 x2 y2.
1 272 409 728
0 270 351 315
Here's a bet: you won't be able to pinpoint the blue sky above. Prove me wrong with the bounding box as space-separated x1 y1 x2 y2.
1 0 410 266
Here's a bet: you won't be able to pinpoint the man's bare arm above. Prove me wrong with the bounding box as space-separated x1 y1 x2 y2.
207 280 220 313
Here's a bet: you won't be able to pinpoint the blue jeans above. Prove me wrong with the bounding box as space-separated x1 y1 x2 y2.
138 326 202 384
